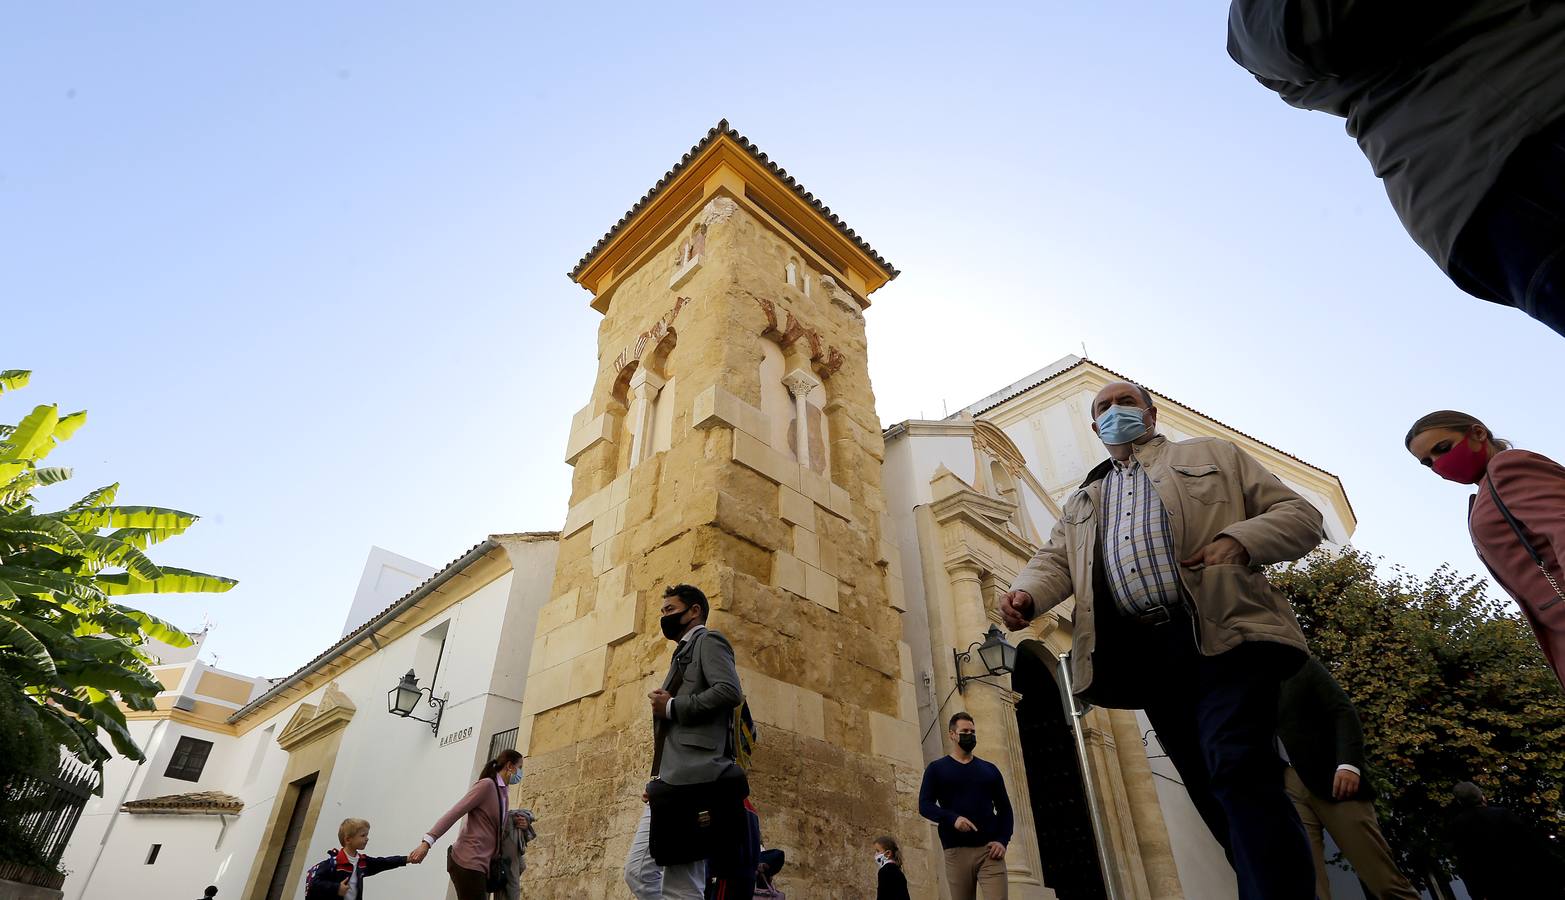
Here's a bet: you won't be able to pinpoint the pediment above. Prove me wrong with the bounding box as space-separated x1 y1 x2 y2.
928 482 1038 563
276 682 357 751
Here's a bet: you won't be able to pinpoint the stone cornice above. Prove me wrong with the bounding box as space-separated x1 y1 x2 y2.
929 487 1039 568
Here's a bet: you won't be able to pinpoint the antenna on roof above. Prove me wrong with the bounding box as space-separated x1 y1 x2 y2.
942 399 948 417
1081 342 1089 360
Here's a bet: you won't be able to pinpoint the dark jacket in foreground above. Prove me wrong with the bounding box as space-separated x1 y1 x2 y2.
1227 0 1565 270
1277 656 1374 802
303 849 407 900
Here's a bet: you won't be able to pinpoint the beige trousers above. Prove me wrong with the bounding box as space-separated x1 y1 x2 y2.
942 846 1009 900
1283 766 1419 900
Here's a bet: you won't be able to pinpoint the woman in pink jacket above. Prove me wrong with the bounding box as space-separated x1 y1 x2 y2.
1407 410 1565 692
409 748 522 900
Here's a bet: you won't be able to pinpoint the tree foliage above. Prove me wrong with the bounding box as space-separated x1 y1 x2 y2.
1272 548 1565 882
0 369 235 786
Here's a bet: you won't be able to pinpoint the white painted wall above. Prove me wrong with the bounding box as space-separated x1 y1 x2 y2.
61 538 559 900
341 547 439 638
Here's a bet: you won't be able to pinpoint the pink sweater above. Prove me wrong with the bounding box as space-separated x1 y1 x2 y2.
425 777 508 874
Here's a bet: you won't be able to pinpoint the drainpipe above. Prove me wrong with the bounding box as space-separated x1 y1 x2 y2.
76 718 167 900
1058 651 1123 900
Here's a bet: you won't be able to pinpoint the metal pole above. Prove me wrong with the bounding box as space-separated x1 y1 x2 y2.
1058 651 1123 900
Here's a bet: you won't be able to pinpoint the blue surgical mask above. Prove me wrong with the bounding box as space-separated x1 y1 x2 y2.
1096 405 1148 446
507 769 523 786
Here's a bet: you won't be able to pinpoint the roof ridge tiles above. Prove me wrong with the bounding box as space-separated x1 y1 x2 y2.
569 119 898 282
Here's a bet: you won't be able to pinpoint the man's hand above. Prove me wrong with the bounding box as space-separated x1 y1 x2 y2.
999 590 1035 631
642 789 650 804
953 816 978 833
1180 535 1250 569
985 841 1007 861
648 689 672 720
758 862 771 876
408 841 429 864
1332 768 1361 800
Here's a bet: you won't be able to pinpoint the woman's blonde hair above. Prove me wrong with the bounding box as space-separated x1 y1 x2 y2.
338 817 370 845
873 835 903 864
1405 410 1512 451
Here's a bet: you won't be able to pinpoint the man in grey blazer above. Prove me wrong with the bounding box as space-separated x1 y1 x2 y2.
624 583 743 900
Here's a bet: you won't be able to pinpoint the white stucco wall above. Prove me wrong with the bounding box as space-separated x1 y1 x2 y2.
61 537 559 900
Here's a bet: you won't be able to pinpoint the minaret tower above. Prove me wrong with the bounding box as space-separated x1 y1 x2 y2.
516 121 932 897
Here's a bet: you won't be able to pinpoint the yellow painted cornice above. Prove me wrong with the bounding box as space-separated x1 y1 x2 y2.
570 120 898 312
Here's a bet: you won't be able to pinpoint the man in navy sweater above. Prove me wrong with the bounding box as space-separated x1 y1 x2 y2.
918 712 1014 900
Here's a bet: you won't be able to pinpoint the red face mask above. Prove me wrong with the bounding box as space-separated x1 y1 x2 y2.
1432 431 1489 484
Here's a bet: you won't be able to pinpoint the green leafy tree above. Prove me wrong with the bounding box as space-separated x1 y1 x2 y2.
1272 548 1565 885
0 369 236 786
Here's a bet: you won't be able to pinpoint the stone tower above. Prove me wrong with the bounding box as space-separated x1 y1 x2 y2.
514 121 934 897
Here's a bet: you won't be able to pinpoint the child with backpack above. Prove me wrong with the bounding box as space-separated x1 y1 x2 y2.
304 818 410 899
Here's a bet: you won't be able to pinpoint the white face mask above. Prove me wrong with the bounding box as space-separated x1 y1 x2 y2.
875 851 889 868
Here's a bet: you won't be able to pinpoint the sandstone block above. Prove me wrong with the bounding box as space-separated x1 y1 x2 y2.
777 484 813 528
568 645 609 701
869 710 923 766
565 412 620 465
804 564 839 612
792 525 820 568
733 429 800 490
771 550 806 597
899 680 918 722
563 483 611 538
595 591 640 646
536 589 579 636
887 572 908 611
713 489 790 551
691 384 769 442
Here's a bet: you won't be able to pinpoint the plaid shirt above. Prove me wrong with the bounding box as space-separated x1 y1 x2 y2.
1100 457 1183 616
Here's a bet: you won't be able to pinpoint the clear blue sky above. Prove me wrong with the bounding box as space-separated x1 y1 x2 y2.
5 4 1559 677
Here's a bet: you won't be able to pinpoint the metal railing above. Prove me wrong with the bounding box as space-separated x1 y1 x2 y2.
1 756 98 885
486 727 519 763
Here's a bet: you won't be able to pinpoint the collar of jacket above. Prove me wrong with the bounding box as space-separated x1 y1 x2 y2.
1080 435 1167 487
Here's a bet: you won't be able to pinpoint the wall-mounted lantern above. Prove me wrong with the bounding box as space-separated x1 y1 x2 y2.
954 624 1018 692
387 669 445 735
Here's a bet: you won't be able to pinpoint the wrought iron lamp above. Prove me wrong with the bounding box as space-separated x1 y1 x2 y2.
387 668 445 734
953 624 1018 691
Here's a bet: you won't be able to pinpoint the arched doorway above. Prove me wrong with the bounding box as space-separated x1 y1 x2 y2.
1014 640 1108 900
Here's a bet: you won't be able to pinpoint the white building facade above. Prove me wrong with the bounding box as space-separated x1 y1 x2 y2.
880 356 1355 900
60 534 558 900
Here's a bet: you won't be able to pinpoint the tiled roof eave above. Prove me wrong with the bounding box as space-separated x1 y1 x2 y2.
568 119 898 283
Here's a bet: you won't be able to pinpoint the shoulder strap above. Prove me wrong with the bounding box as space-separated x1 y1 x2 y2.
1486 477 1565 605
493 780 505 848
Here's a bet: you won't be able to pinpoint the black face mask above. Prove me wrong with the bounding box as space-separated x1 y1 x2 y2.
660 609 691 641
956 733 977 752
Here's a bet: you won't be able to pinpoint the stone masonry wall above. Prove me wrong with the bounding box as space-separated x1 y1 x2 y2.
514 195 931 899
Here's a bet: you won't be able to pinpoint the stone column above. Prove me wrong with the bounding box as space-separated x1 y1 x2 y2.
781 367 819 472
948 564 1050 897
626 366 664 465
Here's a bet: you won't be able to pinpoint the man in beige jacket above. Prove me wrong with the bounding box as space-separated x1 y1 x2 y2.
999 381 1323 900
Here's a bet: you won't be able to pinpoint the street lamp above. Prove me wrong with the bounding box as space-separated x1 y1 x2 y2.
954 624 1018 692
387 669 445 735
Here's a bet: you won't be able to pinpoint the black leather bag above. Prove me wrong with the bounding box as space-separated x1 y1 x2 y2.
646 765 750 866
